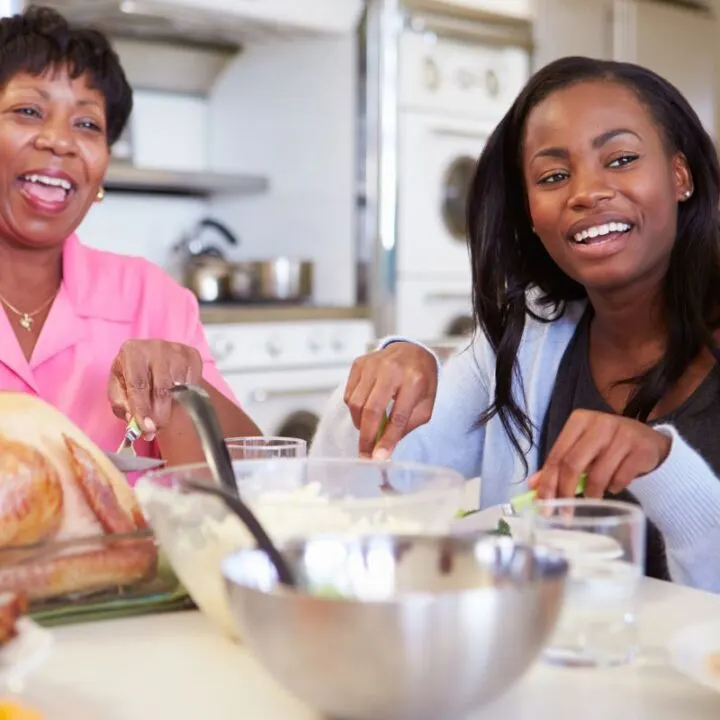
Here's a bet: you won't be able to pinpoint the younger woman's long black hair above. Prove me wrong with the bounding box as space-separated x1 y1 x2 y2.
468 56 720 469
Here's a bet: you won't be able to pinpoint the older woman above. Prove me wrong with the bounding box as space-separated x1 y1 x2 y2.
0 6 260 467
313 57 720 592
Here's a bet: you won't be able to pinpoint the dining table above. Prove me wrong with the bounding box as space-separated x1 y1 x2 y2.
17 576 720 719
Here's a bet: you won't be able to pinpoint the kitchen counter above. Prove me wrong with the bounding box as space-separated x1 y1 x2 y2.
23 578 720 719
199 304 371 325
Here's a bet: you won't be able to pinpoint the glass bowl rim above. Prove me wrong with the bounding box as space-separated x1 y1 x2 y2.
140 456 466 510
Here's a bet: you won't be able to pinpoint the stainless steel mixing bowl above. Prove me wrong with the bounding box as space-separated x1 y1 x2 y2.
222 533 568 720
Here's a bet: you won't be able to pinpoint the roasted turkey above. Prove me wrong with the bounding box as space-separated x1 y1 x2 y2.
0 393 157 600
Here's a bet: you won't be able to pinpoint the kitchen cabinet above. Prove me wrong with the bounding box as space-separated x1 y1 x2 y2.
615 0 716 135
133 0 364 34
533 0 614 70
533 0 716 136
417 0 533 19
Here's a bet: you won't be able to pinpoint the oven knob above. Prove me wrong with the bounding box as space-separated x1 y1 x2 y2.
307 335 322 353
331 336 346 353
456 68 473 90
251 389 269 403
210 338 234 363
486 69 500 98
266 338 283 358
422 57 441 91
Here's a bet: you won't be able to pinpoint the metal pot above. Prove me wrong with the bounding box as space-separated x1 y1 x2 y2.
228 259 313 303
184 256 232 303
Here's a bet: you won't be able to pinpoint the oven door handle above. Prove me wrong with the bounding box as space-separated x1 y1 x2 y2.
250 386 339 403
431 128 489 141
425 292 471 302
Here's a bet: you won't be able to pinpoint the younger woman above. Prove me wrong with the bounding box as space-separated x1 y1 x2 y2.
313 57 720 591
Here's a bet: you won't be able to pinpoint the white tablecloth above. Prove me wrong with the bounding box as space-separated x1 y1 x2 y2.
22 578 720 719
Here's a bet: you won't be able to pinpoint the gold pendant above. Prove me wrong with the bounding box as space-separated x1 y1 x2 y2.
19 314 33 331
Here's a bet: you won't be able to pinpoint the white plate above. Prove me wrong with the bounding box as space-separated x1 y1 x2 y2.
0 618 54 692
452 511 624 559
533 529 624 561
668 619 720 694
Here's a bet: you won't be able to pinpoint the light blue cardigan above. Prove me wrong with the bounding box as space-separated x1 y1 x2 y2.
311 293 720 593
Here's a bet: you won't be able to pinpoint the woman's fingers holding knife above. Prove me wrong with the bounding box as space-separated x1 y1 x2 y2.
372 391 434 460
533 409 672 500
537 411 612 499
354 370 416 458
108 340 203 440
344 342 438 459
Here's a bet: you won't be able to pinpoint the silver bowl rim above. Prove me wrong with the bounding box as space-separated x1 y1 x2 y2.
221 532 570 604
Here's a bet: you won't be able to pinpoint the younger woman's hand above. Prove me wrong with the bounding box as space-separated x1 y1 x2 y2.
530 409 672 499
344 342 438 458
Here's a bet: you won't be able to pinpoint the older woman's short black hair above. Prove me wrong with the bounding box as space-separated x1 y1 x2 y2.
0 5 133 145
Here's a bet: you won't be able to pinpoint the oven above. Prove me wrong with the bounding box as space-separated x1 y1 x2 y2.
222 367 349 446
205 319 374 447
396 277 473 342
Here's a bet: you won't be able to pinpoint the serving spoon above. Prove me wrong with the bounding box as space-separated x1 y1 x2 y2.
169 383 296 587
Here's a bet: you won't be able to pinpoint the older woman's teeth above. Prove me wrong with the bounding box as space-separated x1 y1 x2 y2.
21 174 73 192
19 174 74 205
573 222 632 244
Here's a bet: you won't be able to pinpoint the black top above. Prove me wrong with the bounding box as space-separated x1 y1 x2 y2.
539 308 720 580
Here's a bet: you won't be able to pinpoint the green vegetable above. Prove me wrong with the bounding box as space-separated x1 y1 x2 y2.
455 473 588 536
374 412 389 448
492 519 512 537
314 585 347 600
577 472 588 493
454 509 510 535
510 471 589 513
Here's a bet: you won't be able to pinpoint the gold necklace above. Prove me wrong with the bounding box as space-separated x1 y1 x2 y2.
0 290 58 332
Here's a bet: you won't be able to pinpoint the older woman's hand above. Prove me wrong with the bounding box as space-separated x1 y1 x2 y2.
344 342 438 459
108 339 203 439
530 409 672 499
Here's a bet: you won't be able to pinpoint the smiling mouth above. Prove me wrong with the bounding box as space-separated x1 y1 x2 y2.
17 173 77 205
570 221 634 245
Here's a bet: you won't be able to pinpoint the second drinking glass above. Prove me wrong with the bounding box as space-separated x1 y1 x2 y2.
226 436 307 459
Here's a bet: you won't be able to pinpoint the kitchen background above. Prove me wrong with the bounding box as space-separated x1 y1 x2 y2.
24 0 720 444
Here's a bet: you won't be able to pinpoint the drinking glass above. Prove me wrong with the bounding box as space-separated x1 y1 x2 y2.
523 498 646 668
226 436 307 459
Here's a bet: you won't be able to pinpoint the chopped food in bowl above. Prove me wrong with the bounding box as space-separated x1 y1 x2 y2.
136 458 465 638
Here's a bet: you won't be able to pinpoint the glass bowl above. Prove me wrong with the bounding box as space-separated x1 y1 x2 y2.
135 458 465 638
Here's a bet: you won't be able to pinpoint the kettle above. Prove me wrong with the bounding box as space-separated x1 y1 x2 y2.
183 218 239 259
171 218 240 303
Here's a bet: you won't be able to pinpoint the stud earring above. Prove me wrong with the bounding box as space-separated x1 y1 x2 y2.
96 187 105 202
684 189 693 199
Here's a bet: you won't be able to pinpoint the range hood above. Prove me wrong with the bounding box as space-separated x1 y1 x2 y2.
44 0 364 46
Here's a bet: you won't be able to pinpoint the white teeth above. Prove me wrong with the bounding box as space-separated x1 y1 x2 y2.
22 174 73 192
573 222 632 244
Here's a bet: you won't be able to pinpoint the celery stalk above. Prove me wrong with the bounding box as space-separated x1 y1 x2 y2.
510 471 588 513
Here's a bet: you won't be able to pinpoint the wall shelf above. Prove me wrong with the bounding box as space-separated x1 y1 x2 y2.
104 163 269 198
